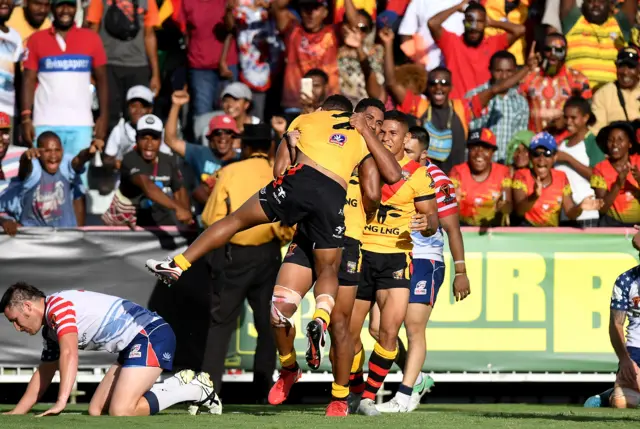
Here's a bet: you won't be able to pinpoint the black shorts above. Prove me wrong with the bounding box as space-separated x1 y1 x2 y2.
338 236 362 286
356 249 412 302
259 164 346 249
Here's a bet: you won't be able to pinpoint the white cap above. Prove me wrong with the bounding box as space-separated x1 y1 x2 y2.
136 114 163 136
127 85 154 105
221 82 252 101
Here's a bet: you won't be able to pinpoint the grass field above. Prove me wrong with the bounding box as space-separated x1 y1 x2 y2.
1 403 640 429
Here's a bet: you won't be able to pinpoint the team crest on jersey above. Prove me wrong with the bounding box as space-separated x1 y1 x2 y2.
401 170 410 181
129 344 142 359
392 269 404 280
286 243 297 258
440 184 455 204
329 133 347 147
162 352 172 361
50 314 58 330
426 171 435 188
347 261 357 274
414 280 427 295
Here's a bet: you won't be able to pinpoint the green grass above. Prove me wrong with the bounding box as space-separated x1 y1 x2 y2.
1 404 640 429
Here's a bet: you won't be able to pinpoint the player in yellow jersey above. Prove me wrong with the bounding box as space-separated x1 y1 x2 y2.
278 98 387 416
348 110 439 416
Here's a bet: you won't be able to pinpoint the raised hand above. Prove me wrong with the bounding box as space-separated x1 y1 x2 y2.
378 27 394 46
172 90 190 107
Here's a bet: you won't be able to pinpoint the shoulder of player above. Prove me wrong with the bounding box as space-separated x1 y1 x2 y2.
44 292 76 317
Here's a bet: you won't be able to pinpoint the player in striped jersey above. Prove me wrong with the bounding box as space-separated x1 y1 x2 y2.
0 283 220 417
375 127 470 413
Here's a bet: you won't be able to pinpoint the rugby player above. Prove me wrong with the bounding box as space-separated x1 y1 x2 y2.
584 225 640 408
373 126 470 413
274 98 388 416
147 95 403 401
0 283 220 416
348 110 439 416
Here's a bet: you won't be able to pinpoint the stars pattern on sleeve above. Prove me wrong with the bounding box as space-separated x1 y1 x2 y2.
611 266 640 312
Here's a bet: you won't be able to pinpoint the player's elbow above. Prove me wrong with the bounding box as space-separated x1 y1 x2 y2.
384 168 403 185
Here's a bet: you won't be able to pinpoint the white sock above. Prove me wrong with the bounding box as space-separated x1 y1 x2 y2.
414 373 424 388
143 383 202 414
396 391 411 409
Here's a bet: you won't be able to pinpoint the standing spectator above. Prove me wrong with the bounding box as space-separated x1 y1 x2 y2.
0 132 101 233
427 0 525 98
165 90 239 206
180 0 237 118
7 0 51 47
86 0 162 132
0 0 23 127
116 114 193 227
103 85 171 170
199 123 293 403
449 128 512 226
231 0 284 120
520 33 591 133
591 47 640 135
483 0 530 65
591 121 640 226
556 97 600 227
506 129 533 176
0 113 24 194
512 131 602 226
465 50 529 162
271 0 352 112
396 0 464 70
562 0 633 90
21 0 109 161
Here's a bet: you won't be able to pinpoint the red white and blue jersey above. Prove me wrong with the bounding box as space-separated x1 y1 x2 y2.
23 26 106 127
42 290 161 356
410 162 458 262
611 266 640 348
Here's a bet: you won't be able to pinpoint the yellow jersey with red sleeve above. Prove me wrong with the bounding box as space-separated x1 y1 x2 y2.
287 110 370 183
361 156 436 253
344 165 366 242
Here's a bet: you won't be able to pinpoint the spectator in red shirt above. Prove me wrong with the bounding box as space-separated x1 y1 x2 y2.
519 33 591 133
178 0 237 118
427 0 525 99
512 131 603 226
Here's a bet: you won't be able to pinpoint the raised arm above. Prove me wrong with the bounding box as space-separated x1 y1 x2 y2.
343 0 359 27
560 0 577 22
379 27 406 105
72 140 104 173
271 0 294 33
621 0 637 26
428 0 468 42
165 91 189 157
18 149 38 181
350 113 402 184
487 18 526 46
358 157 381 220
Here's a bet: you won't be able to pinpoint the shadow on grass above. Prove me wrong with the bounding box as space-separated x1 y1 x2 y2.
418 406 640 423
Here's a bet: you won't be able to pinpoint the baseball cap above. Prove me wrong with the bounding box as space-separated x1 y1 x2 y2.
242 123 272 142
52 0 77 6
376 10 400 29
529 132 558 152
617 47 639 67
0 112 10 129
136 114 163 138
127 85 154 105
206 114 239 137
467 128 497 148
220 82 252 101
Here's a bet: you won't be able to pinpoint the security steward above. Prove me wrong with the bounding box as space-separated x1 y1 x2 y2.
200 123 294 402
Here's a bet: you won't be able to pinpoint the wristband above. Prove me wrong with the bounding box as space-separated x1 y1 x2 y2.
20 109 32 117
454 260 465 265
454 273 466 277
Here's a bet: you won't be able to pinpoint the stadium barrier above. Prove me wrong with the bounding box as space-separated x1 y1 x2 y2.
0 226 637 384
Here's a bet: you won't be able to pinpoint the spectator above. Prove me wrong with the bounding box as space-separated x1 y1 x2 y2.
231 0 284 120
591 47 640 135
556 97 600 227
506 130 534 176
199 123 294 403
194 82 260 143
591 121 640 226
512 131 602 226
0 113 24 194
166 90 239 207
86 0 162 132
21 0 109 165
396 0 464 70
0 0 23 127
115 114 193 227
520 33 591 133
103 85 171 170
272 0 346 112
7 0 51 47
180 0 237 118
0 131 101 234
483 0 530 65
427 0 525 98
300 69 330 115
466 50 529 162
449 128 512 226
561 0 633 90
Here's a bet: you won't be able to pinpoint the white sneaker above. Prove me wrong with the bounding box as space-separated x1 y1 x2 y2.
408 374 434 412
356 398 380 416
172 369 196 385
377 397 409 413
190 372 223 415
146 257 183 285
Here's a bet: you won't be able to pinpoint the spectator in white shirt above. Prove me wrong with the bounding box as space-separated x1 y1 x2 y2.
0 0 24 127
103 85 171 170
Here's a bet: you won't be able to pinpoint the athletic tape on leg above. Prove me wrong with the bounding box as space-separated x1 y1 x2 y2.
271 285 302 328
315 294 335 315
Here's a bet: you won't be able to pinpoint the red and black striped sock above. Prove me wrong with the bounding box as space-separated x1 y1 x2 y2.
362 343 398 401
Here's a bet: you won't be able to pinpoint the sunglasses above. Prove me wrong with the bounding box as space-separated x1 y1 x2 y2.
429 78 451 86
356 22 371 33
531 149 555 158
544 46 566 56
212 129 235 137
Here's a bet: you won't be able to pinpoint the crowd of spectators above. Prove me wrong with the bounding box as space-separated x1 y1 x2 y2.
1 0 640 231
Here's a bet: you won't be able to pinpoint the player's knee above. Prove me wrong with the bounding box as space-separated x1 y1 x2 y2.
611 386 640 408
270 285 302 327
329 313 349 339
368 324 380 341
108 403 135 417
88 405 103 416
378 325 400 350
405 321 426 341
